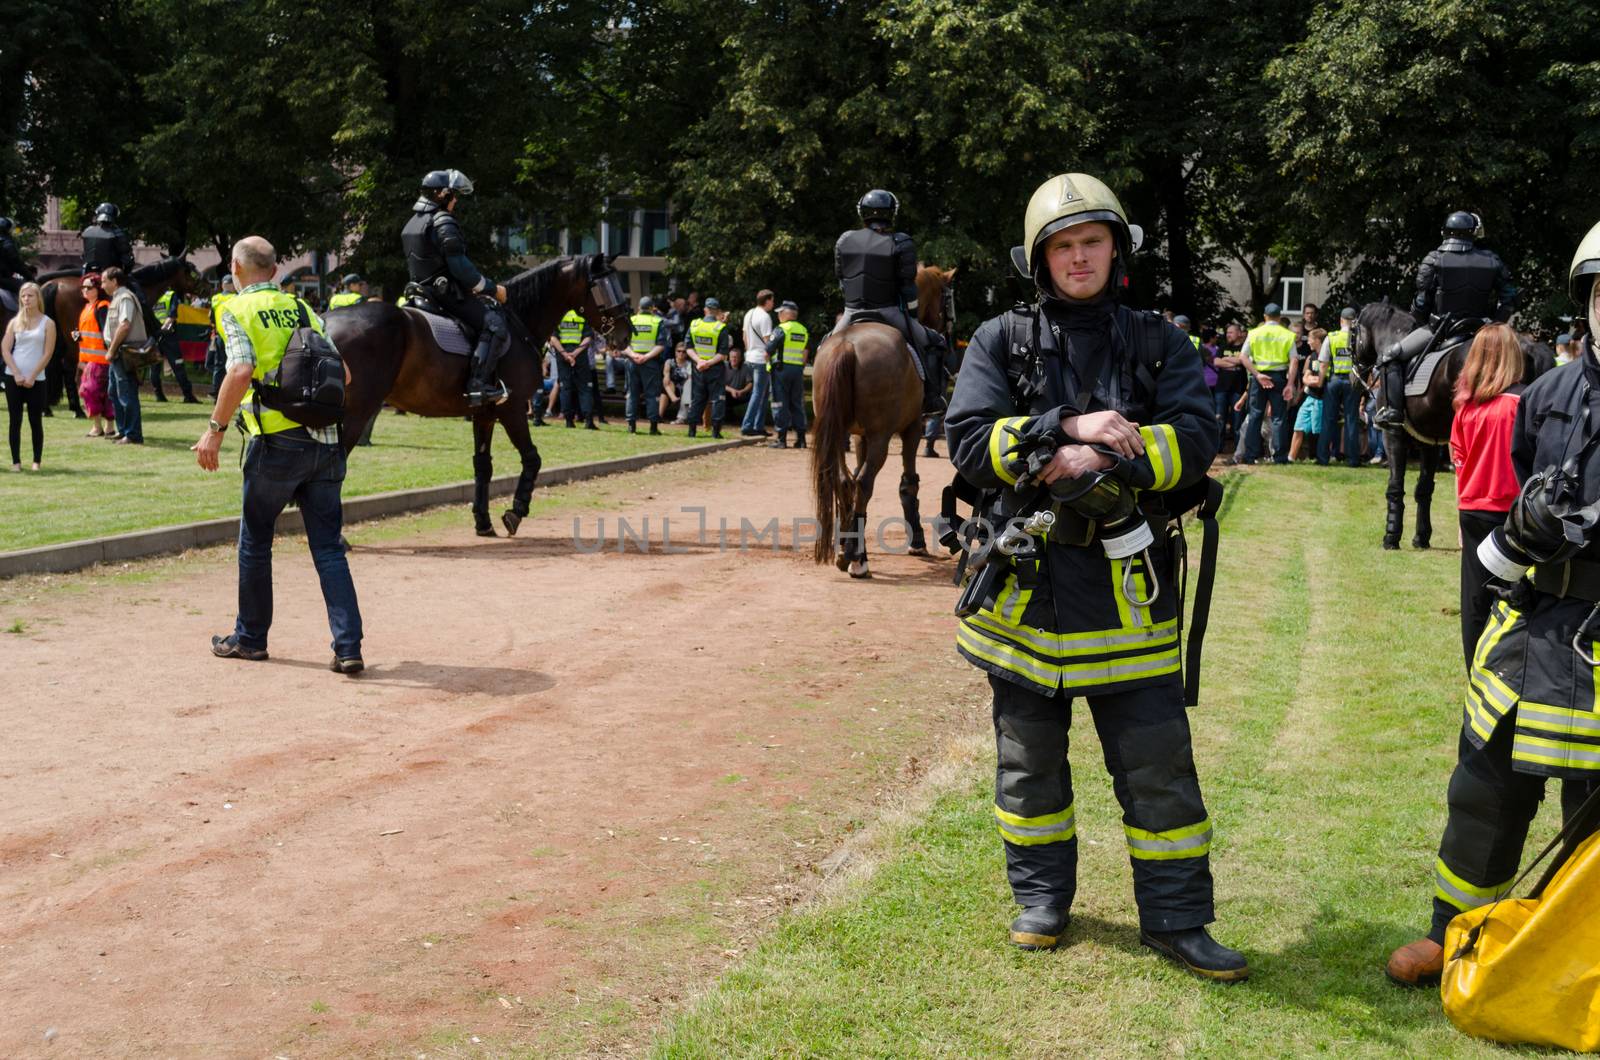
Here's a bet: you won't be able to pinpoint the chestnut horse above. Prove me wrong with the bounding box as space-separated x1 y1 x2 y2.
41 257 200 413
325 254 632 537
811 265 954 578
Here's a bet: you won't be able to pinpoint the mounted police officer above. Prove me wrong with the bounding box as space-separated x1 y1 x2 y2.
945 173 1242 979
0 216 35 299
1374 211 1517 428
833 189 948 415
81 202 136 277
1384 220 1600 987
400 169 510 406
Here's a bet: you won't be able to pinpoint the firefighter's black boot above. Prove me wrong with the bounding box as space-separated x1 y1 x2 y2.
1010 906 1070 951
1140 927 1249 982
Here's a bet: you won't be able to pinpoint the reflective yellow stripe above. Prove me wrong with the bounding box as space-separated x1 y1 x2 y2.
1125 818 1212 860
1111 558 1135 628
1516 702 1600 735
1511 733 1600 770
988 416 1030 486
961 612 1177 659
995 803 1077 846
1138 424 1181 490
1434 857 1514 912
956 624 1180 690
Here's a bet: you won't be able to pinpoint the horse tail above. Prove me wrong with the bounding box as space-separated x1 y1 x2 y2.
811 336 857 565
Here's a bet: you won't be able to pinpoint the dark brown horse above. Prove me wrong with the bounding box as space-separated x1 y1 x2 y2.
41 257 200 413
326 254 631 537
1351 303 1549 550
811 266 954 578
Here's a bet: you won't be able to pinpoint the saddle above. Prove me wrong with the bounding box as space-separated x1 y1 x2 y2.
402 283 475 357
1403 319 1476 397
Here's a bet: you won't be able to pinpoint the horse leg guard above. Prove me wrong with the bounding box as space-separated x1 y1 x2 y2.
848 511 872 578
900 471 926 551
473 451 495 536
502 449 543 536
1413 465 1435 550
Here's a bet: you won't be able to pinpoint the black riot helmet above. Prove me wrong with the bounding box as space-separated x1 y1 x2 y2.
421 169 475 202
1443 210 1481 239
0 217 13 235
857 189 898 227
94 202 119 224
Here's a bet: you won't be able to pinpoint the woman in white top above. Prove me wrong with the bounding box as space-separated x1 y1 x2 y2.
1 282 56 471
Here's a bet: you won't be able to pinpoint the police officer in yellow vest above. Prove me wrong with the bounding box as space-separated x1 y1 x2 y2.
193 236 364 675
945 173 1244 978
685 298 730 438
625 297 666 434
763 300 809 449
1235 304 1298 464
151 288 200 403
549 308 597 429
1316 308 1361 467
328 274 367 309
205 273 236 397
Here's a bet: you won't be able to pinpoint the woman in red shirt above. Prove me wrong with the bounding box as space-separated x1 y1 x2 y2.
1450 323 1526 668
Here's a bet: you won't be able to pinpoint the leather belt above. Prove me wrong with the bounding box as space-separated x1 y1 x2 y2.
1532 559 1600 603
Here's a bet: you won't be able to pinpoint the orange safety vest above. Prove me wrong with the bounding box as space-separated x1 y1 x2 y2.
77 299 110 364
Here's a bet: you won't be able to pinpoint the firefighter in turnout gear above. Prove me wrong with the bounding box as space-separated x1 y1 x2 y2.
1385 220 1600 988
1374 211 1517 428
833 189 950 415
944 173 1244 979
400 169 510 406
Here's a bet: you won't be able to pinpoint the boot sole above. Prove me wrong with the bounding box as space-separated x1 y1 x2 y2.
1140 936 1250 982
1009 930 1062 951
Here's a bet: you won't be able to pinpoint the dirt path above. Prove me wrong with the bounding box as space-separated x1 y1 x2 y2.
0 445 985 1058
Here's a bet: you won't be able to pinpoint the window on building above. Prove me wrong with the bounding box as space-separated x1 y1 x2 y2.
641 208 673 255
1273 273 1305 314
604 199 634 257
568 224 601 256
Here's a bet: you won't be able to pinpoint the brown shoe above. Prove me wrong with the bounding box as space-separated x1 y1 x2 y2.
1384 937 1443 987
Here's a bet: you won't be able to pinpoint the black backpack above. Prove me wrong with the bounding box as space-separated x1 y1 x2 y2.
251 298 345 429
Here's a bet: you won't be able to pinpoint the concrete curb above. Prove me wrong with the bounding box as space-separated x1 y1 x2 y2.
0 437 755 579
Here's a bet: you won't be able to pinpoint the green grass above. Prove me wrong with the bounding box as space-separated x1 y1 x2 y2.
0 394 711 551
651 465 1576 1058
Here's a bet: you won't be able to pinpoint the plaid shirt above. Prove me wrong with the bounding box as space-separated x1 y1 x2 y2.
221 282 340 444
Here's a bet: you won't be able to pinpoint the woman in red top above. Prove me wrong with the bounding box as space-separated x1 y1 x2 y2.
1450 322 1526 668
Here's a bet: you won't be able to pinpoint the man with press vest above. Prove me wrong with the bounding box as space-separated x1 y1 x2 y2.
549 308 597 429
685 297 730 438
625 297 666 434
833 189 949 416
1235 304 1298 465
194 235 363 675
328 274 368 309
1374 211 1517 428
150 288 200 403
945 172 1241 978
1317 308 1361 467
764 300 809 449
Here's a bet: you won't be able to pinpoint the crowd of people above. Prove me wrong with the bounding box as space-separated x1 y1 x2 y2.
1170 300 1582 469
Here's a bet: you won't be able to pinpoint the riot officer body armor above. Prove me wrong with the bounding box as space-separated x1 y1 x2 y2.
835 226 916 310
80 223 134 275
400 192 508 405
1416 238 1515 323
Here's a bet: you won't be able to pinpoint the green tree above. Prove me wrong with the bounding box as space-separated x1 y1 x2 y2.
1270 0 1599 325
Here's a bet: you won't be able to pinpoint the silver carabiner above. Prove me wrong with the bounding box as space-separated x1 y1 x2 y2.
1573 602 1600 667
1121 548 1161 608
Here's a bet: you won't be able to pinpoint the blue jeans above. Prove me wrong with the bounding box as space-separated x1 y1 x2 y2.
1318 375 1361 467
741 364 772 431
107 356 143 442
234 431 363 658
1240 371 1288 464
625 357 661 425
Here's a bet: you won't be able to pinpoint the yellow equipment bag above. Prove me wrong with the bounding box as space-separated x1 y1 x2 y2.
1441 787 1600 1051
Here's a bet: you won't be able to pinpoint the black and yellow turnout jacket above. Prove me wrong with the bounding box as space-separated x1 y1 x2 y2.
945 293 1219 696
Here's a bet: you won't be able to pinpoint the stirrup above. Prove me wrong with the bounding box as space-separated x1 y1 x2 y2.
465 381 509 407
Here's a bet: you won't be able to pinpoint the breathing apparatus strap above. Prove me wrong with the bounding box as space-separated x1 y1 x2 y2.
1174 476 1225 708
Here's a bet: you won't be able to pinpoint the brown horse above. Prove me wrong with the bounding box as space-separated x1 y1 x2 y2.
41 257 200 413
325 254 632 537
811 266 954 578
